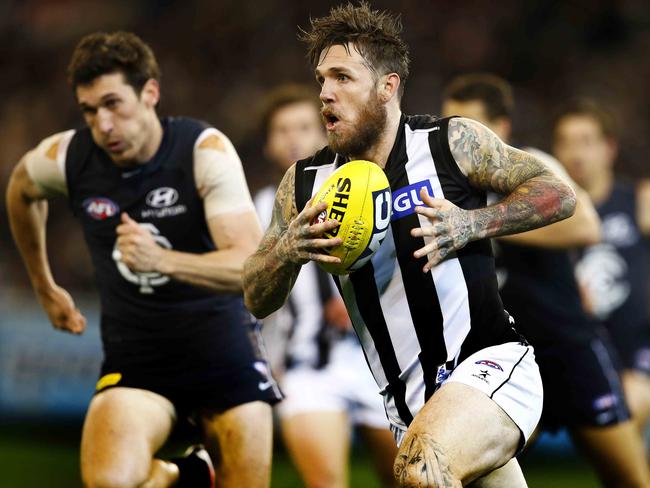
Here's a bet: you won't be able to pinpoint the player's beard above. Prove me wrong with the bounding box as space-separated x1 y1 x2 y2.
328 91 387 158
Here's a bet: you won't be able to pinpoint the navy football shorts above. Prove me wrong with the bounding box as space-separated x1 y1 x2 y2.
95 314 282 415
535 328 630 430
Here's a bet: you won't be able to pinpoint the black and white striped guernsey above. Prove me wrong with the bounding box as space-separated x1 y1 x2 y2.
294 115 521 429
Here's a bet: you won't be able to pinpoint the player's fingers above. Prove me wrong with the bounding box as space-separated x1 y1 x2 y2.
411 222 448 238
413 236 453 259
422 247 453 272
302 201 329 221
414 205 444 221
66 311 87 334
301 237 343 249
121 212 136 224
304 252 342 264
307 219 340 236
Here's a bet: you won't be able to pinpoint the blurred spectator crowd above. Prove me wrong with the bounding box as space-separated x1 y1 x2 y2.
2 0 650 295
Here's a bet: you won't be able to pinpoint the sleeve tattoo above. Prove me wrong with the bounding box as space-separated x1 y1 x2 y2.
448 117 576 240
242 165 301 317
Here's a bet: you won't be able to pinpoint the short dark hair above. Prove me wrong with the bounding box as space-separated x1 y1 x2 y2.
553 98 618 139
299 2 410 98
260 84 321 135
443 73 514 120
67 31 160 93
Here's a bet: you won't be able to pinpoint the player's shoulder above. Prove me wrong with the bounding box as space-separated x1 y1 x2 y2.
404 113 444 131
167 117 237 155
164 116 213 145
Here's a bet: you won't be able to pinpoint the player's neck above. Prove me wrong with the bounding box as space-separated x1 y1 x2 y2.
353 107 402 169
587 171 614 206
136 114 163 163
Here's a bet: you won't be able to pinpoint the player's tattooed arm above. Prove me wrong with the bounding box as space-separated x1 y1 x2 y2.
243 164 342 318
450 117 576 239
412 117 576 271
393 434 461 488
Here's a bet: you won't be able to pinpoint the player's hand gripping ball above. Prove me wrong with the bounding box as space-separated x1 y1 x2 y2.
311 160 392 275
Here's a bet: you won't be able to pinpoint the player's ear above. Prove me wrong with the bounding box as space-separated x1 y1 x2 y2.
379 73 400 103
140 78 160 108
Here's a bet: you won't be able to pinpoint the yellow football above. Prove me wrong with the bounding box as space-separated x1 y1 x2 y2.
311 160 392 275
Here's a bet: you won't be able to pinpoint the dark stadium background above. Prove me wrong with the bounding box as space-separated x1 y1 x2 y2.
1 0 648 486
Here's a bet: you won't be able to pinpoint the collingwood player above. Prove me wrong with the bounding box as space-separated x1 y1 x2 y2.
254 84 397 488
442 74 650 487
243 4 576 487
6 32 280 488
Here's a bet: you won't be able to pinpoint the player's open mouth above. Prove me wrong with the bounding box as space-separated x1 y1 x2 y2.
107 141 124 152
322 112 340 130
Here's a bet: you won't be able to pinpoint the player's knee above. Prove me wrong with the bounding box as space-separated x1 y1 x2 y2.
392 445 461 488
82 463 149 488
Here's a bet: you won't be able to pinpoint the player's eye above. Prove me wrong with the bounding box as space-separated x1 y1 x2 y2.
316 76 324 86
337 74 349 82
105 99 120 109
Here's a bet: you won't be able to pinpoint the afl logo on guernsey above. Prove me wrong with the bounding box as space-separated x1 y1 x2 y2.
475 359 504 371
146 187 179 208
83 197 119 220
391 180 434 220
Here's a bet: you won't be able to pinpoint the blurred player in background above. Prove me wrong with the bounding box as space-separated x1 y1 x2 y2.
6 31 280 488
442 73 650 487
243 3 578 486
254 84 397 488
553 99 650 438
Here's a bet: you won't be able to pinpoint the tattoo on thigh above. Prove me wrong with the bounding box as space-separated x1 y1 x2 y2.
394 434 460 487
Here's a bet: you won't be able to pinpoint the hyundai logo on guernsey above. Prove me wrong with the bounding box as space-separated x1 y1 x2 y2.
391 179 434 220
141 187 187 219
83 197 119 220
146 187 179 208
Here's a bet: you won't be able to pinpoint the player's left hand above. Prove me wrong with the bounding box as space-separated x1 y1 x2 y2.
115 213 164 273
411 188 474 272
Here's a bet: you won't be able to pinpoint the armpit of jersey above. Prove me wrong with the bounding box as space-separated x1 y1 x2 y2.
193 128 255 219
24 130 74 198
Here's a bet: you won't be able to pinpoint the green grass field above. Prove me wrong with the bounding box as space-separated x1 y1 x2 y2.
0 421 601 487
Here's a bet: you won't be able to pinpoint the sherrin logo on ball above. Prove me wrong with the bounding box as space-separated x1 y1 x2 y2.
311 160 392 275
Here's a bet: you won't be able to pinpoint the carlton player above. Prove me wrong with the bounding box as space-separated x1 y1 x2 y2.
553 99 650 438
6 32 280 488
243 4 576 487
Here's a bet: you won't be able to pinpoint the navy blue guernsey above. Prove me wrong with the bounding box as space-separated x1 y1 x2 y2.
497 242 596 346
65 117 247 339
577 180 650 330
294 115 520 425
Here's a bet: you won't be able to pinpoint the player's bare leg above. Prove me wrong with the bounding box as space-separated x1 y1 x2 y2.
81 387 178 488
467 459 526 487
281 410 350 488
622 370 650 435
200 400 272 488
393 383 523 487
570 421 650 487
358 425 399 488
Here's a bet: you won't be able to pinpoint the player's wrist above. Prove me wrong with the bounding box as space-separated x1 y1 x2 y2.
155 248 175 275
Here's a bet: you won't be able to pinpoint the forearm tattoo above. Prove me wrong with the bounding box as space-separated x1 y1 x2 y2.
243 166 300 316
394 434 460 487
448 118 576 240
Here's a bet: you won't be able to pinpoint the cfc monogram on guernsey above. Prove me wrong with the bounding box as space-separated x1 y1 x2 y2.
295 115 519 430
